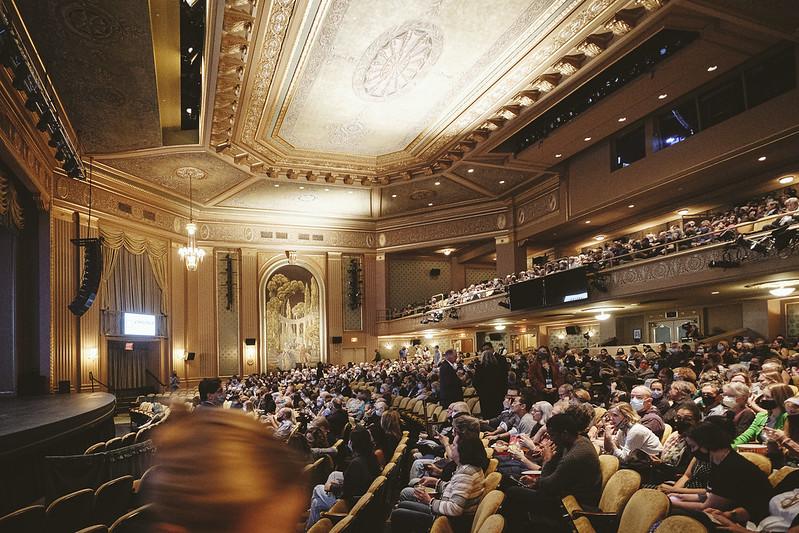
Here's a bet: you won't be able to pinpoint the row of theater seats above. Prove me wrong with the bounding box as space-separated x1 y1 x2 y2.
84 407 170 455
0 466 158 533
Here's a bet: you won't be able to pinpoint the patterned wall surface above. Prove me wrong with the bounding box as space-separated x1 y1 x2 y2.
466 268 496 287
388 258 451 310
787 303 799 338
343 255 363 331
548 326 598 351
216 251 240 376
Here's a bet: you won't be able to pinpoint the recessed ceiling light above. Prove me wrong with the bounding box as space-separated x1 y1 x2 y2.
299 186 304 189
658 93 668 99
779 176 795 185
771 286 796 297
324 188 330 191
499 180 505 184
618 117 627 122
711 291 720 295
707 65 718 72
594 235 606 241
391 194 397 198
584 136 592 141
467 168 474 173
758 156 767 162
494 324 506 331
585 220 591 224
273 184 279 188
428 202 433 206
434 181 441 186
628 204 635 208
347 191 353 194
555 153 563 158
677 209 690 216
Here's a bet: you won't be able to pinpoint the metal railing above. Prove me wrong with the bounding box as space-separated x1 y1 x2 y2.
89 371 111 393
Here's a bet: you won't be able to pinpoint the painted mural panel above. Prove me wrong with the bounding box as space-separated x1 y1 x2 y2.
265 265 321 370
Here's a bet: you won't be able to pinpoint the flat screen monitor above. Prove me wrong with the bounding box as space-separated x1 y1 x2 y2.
544 268 589 306
508 277 545 311
123 313 156 336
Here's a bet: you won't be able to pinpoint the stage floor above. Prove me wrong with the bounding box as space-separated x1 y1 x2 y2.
0 392 116 455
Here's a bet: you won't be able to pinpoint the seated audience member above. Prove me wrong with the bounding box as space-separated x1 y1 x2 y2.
721 382 755 438
630 385 666 438
699 383 727 419
326 397 349 440
480 389 520 432
149 409 308 532
197 377 223 408
662 380 698 424
267 406 296 440
650 379 670 413
391 436 486 532
761 395 799 464
502 413 602 533
602 402 663 464
380 410 402 459
652 401 702 484
669 420 774 529
487 392 537 442
306 426 380 529
307 426 337 460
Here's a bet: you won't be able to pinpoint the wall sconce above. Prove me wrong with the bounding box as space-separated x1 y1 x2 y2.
85 347 98 362
350 337 358 343
174 348 184 361
557 332 566 340
384 343 393 350
244 338 256 366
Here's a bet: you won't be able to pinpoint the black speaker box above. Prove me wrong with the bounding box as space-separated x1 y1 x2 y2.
57 380 71 394
429 268 441 277
565 325 581 335
68 239 102 317
331 336 343 344
411 339 422 346
185 352 196 361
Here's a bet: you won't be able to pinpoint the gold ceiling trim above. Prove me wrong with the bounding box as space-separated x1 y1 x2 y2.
208 0 665 187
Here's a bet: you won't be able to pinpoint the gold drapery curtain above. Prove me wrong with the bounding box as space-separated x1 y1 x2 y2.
99 227 168 314
0 172 25 230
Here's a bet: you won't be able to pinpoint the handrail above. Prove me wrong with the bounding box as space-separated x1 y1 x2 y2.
378 210 793 321
145 369 166 388
89 371 111 393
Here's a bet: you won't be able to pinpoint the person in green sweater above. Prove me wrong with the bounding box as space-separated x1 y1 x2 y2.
734 383 793 448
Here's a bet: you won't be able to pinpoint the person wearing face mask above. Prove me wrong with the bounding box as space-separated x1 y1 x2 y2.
529 347 562 404
650 380 670 413
630 385 665 439
698 383 726 419
761 396 799 463
652 402 703 485
750 383 794 435
721 382 755 439
667 420 774 530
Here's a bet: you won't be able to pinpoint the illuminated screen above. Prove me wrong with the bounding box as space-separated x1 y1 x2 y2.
123 313 156 336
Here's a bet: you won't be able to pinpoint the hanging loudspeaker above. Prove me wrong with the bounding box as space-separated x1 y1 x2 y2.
68 238 102 317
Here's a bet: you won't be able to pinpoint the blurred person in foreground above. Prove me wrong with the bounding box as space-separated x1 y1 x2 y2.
148 408 308 533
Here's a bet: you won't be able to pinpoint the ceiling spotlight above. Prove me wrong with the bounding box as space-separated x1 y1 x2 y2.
658 93 668 99
494 324 506 331
707 65 718 72
676 209 689 216
770 286 796 297
442 248 455 256
185 107 192 114
555 153 563 158
618 117 627 122
711 291 720 295
434 181 441 186
391 194 397 198
628 204 635 208
467 168 474 173
299 186 304 189
324 188 330 191
584 136 592 141
758 156 767 162
595 312 611 321
187 47 194 54
274 184 279 188
585 220 591 224
499 180 505 184
594 235 606 241
428 202 434 206
779 176 795 185
347 191 353 194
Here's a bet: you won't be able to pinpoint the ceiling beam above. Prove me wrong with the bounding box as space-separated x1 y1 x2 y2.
457 240 497 264
442 171 495 198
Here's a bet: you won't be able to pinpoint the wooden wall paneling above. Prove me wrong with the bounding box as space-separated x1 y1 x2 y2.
79 220 100 390
363 253 378 358
51 215 76 391
197 246 217 378
327 252 343 366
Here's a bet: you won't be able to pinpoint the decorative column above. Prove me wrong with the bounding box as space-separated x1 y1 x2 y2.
327 252 343 366
495 233 526 277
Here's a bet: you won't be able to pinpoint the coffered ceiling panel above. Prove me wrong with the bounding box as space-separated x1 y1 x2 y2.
218 181 372 217
451 165 534 195
17 0 162 153
380 176 485 217
100 153 251 204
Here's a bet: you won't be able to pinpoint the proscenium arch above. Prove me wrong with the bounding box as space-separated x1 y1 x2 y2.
258 257 327 370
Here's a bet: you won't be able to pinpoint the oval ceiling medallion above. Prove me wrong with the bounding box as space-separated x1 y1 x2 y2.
353 20 444 102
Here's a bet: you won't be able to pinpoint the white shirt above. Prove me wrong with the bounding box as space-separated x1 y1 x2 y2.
612 422 663 461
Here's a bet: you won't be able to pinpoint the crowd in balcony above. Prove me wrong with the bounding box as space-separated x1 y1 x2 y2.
386 186 798 320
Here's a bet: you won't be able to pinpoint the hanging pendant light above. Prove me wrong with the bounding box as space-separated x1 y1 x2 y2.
178 169 205 271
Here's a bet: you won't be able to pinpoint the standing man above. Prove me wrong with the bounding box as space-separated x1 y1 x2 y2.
438 349 463 408
399 345 408 361
433 345 442 366
373 349 382 362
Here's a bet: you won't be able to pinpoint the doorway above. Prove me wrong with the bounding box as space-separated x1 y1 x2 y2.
649 318 699 344
107 340 161 393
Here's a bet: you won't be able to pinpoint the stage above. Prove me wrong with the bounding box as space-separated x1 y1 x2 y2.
0 392 116 514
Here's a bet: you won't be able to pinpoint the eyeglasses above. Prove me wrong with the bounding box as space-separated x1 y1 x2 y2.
781 490 799 509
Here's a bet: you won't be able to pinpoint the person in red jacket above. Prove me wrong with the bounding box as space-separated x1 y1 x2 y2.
529 347 562 403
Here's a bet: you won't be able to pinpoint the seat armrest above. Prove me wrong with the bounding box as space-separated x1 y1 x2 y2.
320 512 347 524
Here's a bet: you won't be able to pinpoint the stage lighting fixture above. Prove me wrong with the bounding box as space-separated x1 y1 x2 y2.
36 109 54 131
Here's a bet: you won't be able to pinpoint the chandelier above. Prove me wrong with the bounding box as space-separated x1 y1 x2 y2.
178 169 206 271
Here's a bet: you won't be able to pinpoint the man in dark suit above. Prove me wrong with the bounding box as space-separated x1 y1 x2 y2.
438 349 463 407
